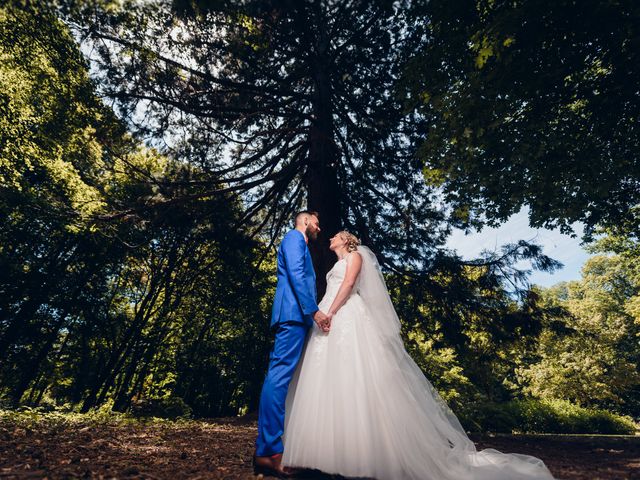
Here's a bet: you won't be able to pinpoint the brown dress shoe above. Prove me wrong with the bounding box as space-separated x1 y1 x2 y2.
253 452 290 478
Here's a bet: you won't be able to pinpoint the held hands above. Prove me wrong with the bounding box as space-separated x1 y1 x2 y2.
313 310 333 332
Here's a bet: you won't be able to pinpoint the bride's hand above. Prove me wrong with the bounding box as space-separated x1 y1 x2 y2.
321 311 333 332
325 311 335 331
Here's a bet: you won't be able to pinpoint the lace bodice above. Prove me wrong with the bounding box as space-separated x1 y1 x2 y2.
326 257 347 286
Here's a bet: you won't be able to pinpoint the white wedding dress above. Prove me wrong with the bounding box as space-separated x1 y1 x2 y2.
282 246 555 480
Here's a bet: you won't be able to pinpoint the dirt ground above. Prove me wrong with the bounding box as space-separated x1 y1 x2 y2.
0 412 638 479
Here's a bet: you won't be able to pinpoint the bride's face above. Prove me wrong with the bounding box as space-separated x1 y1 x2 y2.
329 233 347 252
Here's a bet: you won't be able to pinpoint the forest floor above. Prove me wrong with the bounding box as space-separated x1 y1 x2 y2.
0 409 638 480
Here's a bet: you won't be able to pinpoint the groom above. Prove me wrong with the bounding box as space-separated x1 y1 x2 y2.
254 210 331 477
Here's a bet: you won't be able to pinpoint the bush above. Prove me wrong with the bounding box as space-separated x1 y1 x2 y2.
463 398 637 435
130 396 193 420
459 401 519 433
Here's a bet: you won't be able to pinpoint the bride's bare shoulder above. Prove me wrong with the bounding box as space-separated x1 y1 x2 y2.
346 250 362 265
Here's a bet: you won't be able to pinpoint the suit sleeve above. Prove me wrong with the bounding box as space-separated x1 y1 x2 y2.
282 233 319 316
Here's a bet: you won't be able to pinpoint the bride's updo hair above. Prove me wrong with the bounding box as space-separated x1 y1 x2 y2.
338 230 360 252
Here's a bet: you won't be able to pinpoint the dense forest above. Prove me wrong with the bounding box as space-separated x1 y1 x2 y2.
1 0 639 434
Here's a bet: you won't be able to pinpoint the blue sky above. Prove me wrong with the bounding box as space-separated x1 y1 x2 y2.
445 208 591 288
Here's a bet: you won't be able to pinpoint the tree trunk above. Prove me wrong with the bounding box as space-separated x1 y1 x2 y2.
112 342 143 412
81 279 162 412
306 27 341 296
0 240 77 358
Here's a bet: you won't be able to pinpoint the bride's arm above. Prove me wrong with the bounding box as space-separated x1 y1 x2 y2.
327 252 363 318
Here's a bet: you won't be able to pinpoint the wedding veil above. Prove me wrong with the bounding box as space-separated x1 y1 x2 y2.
354 245 401 339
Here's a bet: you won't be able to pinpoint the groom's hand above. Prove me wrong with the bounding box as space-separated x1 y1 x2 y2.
313 310 330 332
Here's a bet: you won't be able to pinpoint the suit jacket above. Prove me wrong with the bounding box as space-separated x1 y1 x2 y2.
270 229 318 328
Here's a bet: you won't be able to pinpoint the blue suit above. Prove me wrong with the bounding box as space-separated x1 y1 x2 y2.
256 229 319 456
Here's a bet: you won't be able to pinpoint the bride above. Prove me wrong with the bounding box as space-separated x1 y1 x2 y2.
281 231 556 480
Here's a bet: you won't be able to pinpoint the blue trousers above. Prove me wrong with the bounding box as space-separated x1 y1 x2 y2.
255 321 308 456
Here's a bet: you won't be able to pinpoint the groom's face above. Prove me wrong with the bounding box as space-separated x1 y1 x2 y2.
305 215 321 241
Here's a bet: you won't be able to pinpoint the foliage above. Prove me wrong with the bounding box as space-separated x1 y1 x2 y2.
0 406 194 431
0 3 122 222
392 228 640 426
462 398 637 435
404 0 640 239
0 1 273 418
516 237 640 416
130 395 193 419
390 242 563 411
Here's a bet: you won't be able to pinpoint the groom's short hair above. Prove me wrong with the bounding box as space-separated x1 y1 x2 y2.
295 210 319 225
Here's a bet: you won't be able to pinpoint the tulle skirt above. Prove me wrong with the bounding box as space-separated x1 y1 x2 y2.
281 292 555 480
